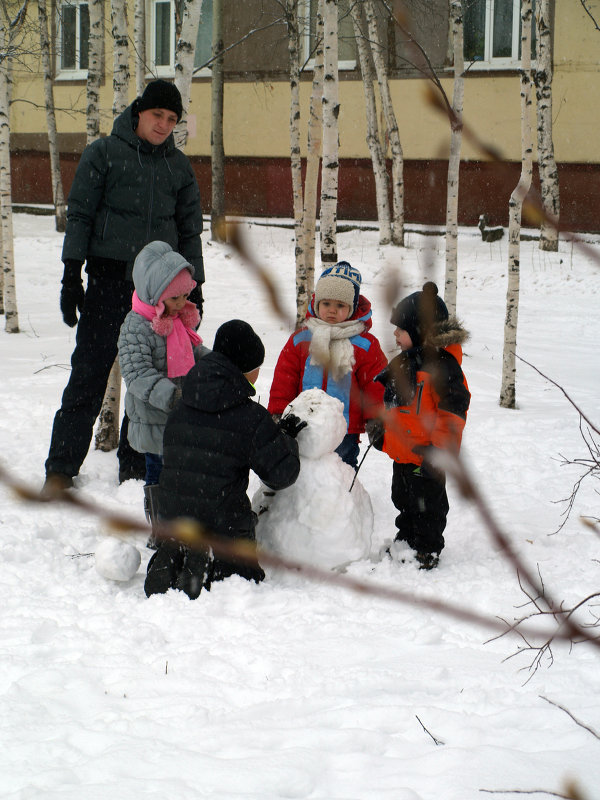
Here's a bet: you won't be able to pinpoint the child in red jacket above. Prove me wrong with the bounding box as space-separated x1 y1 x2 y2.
367 282 470 569
268 262 387 468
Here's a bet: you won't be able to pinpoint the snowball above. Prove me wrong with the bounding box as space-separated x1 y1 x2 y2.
95 537 141 582
283 389 347 459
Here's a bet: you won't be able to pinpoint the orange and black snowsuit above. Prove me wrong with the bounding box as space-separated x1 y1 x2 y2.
376 317 470 556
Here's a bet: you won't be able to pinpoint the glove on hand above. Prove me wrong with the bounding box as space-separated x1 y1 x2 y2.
279 413 307 439
60 260 85 327
188 284 204 320
365 418 385 451
412 445 445 483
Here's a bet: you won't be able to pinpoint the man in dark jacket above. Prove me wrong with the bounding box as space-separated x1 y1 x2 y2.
44 80 204 491
145 320 302 599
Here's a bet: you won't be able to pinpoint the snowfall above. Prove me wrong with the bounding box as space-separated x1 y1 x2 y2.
1 211 599 800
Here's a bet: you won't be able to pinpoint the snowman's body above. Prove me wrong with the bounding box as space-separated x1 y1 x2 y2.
253 389 373 570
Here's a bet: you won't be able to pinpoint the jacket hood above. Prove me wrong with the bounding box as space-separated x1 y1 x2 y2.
182 351 255 413
132 241 195 306
306 293 374 332
111 102 176 155
424 315 469 349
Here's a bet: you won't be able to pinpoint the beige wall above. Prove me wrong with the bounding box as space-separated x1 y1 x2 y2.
10 0 600 164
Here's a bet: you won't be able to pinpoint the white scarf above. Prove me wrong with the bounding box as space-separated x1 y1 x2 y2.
305 317 365 382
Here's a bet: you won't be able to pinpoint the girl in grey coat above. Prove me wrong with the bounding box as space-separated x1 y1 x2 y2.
118 241 207 496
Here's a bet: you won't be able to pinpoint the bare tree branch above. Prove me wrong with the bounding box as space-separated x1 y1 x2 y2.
540 695 600 740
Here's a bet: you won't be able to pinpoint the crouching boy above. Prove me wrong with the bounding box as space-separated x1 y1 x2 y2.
367 283 470 570
145 320 301 598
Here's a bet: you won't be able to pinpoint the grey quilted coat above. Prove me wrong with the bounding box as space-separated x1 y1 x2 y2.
118 242 207 456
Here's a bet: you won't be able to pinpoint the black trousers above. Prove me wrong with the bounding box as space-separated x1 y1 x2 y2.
45 275 143 478
391 461 449 555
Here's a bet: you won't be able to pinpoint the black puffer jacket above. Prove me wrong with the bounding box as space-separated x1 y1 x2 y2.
158 352 301 539
61 102 204 281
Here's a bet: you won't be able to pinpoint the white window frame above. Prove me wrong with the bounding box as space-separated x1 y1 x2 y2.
148 0 213 78
464 0 535 71
55 0 90 81
299 0 357 72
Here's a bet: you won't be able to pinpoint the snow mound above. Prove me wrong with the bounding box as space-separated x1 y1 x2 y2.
95 537 141 582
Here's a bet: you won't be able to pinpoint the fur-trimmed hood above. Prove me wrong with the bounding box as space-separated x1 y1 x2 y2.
422 315 469 350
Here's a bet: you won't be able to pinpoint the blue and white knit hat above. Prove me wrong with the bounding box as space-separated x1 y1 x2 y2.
314 261 362 315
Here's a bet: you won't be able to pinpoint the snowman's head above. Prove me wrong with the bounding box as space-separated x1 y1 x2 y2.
283 389 346 459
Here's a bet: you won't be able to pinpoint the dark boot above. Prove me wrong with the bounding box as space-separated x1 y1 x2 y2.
144 542 185 597
175 547 213 599
143 484 160 549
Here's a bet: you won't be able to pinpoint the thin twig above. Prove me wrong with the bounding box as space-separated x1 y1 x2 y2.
540 695 600 740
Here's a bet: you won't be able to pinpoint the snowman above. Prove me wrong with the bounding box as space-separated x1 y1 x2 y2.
253 389 373 571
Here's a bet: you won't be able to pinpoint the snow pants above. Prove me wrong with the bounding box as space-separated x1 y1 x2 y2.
391 461 449 555
45 274 143 479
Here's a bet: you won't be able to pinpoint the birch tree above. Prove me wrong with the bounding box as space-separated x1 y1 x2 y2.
500 0 534 410
364 0 404 246
96 0 130 453
37 0 66 232
349 0 390 246
86 0 103 144
0 0 28 333
319 0 339 264
133 0 145 97
173 0 203 150
444 0 464 315
211 0 225 241
535 0 559 251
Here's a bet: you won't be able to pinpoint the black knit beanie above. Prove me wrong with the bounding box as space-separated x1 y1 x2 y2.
390 282 449 347
213 320 265 374
136 80 183 121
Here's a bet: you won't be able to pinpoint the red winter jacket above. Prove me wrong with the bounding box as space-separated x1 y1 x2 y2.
378 318 470 466
268 295 387 434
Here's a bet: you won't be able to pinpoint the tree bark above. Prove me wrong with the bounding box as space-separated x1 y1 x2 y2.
86 0 103 145
111 0 130 116
364 0 404 246
38 0 66 232
350 0 390 246
134 0 146 97
174 0 203 150
535 0 560 252
211 0 225 242
444 0 464 315
500 0 533 410
320 0 339 264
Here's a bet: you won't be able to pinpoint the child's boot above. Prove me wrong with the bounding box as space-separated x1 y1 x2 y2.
144 541 185 596
175 547 212 599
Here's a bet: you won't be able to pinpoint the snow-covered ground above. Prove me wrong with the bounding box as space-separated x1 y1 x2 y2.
1 213 599 799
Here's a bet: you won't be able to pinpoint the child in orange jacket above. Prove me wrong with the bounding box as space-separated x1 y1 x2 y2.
367 282 470 569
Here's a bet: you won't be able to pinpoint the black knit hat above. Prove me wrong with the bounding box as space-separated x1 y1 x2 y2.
136 80 183 121
213 320 265 374
390 282 448 347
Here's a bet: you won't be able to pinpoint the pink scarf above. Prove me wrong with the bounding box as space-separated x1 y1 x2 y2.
132 290 202 378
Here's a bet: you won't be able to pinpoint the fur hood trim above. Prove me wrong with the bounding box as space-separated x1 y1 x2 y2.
425 315 469 349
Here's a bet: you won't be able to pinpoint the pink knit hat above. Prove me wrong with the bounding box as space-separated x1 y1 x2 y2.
159 268 196 304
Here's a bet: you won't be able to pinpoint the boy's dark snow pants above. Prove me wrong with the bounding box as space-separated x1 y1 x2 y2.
391 461 449 555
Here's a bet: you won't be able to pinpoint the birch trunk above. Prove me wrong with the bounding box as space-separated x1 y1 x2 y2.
111 0 129 116
38 0 67 232
211 0 225 242
287 0 307 324
86 0 103 144
0 1 28 332
350 0 390 246
535 0 559 251
133 0 146 97
364 0 404 246
174 0 203 150
500 0 533 409
302 0 324 304
96 0 130 452
444 0 464 315
320 0 339 264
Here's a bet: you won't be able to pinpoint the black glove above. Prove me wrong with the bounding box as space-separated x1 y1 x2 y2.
279 413 307 439
412 445 445 483
188 284 204 320
365 418 385 451
60 260 85 327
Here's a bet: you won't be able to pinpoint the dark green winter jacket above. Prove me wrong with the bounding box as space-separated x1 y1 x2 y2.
61 102 204 281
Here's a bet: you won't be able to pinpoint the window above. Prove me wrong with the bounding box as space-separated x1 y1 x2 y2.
301 0 357 71
150 0 213 76
464 0 536 69
57 0 90 77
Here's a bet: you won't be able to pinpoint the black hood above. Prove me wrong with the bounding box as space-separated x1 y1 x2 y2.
182 351 255 413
